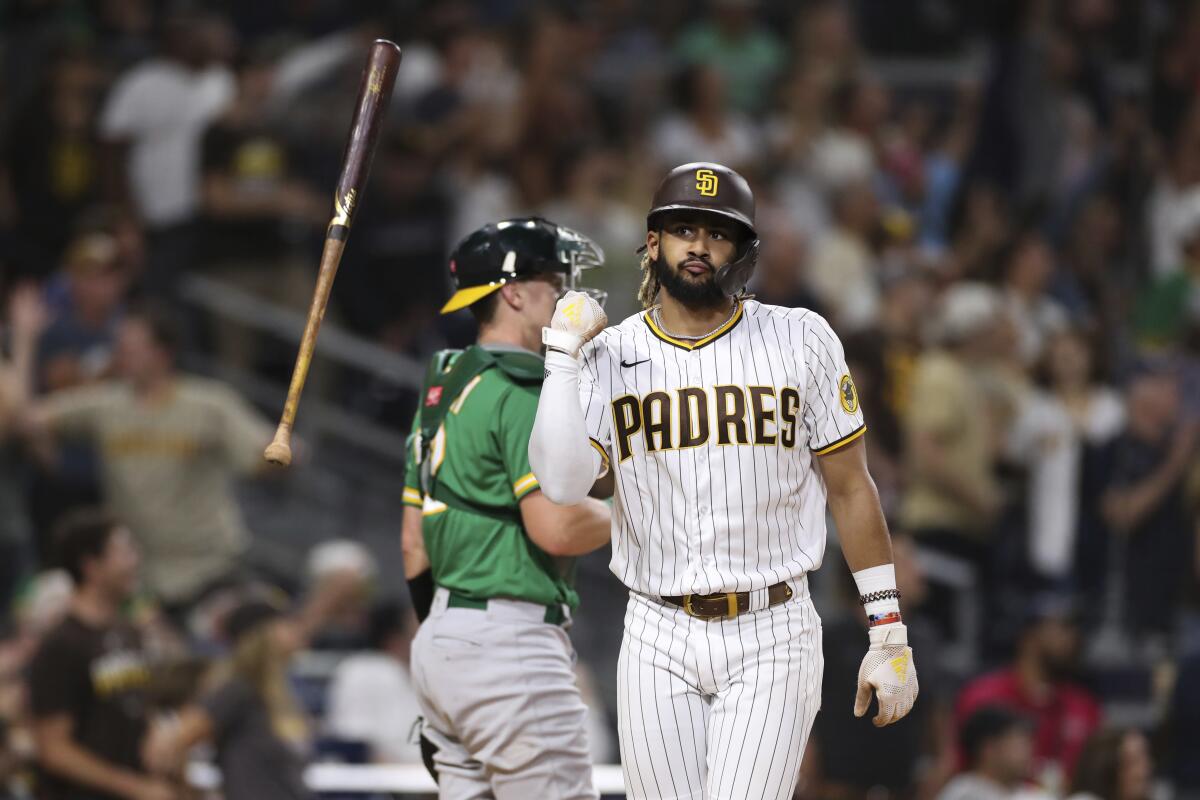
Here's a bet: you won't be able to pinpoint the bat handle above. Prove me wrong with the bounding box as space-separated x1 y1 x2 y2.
265 424 293 466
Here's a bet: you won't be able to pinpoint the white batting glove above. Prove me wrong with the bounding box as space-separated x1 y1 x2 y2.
543 291 607 358
854 623 919 727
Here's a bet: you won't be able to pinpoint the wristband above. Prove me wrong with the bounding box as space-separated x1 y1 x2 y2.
542 327 584 358
853 563 901 624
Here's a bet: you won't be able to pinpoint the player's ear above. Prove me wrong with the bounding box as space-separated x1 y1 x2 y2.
499 282 523 312
646 231 659 260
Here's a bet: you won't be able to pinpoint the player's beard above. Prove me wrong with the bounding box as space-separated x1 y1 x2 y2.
652 252 726 310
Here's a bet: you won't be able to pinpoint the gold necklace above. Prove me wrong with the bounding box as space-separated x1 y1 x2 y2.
652 301 739 341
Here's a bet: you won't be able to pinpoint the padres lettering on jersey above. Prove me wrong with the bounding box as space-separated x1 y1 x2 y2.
579 300 865 597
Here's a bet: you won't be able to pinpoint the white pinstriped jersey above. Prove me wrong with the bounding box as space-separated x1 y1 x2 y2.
579 299 866 597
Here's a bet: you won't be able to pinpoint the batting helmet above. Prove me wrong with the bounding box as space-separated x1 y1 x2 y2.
646 162 759 298
441 216 605 314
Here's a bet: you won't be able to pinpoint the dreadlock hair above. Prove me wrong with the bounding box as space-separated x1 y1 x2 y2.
637 250 659 309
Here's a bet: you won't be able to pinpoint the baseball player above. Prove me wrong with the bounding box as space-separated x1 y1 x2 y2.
401 217 613 800
529 163 919 800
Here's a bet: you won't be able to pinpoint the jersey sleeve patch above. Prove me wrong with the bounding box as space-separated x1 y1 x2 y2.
513 472 540 499
838 374 859 414
812 423 867 456
402 486 423 508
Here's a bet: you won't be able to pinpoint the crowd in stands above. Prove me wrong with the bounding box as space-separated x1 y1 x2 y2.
1 0 1199 798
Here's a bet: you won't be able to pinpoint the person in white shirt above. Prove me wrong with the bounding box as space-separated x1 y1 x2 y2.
326 602 422 763
100 11 235 231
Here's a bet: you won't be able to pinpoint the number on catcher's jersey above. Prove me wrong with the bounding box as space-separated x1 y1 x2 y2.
578 300 865 597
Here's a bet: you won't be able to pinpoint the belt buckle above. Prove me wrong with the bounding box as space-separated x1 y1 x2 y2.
683 593 739 620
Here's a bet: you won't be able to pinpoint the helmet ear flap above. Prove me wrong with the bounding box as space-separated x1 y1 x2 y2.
715 238 759 298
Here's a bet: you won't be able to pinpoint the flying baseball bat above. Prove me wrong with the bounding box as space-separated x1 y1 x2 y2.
264 39 402 466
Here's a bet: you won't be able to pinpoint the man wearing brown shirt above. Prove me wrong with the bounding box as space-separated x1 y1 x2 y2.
27 307 271 613
30 509 176 800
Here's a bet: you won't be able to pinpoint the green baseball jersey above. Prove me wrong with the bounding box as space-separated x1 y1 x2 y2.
403 345 579 610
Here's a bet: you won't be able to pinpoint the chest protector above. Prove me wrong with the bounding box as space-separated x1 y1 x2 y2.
411 345 543 519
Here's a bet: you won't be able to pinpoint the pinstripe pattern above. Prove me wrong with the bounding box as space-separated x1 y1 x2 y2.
578 301 865 597
577 301 855 798
617 584 823 800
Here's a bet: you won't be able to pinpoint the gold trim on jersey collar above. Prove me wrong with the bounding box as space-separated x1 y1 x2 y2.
643 301 745 351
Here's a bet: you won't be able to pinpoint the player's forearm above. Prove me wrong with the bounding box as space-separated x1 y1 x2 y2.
529 350 601 504
401 506 430 578
552 498 612 556
828 476 894 572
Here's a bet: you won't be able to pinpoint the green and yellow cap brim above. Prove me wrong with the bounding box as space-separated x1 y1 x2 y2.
439 280 507 314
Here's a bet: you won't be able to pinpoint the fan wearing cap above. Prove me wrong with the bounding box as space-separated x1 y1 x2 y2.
400 217 612 798
529 162 918 799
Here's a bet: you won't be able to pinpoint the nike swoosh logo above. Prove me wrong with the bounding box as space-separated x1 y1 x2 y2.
621 358 650 368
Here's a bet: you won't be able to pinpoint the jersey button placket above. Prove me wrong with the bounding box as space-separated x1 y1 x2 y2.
688 352 715 576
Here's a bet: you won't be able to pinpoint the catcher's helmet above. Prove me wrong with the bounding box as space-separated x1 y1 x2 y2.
441 216 605 314
646 162 759 298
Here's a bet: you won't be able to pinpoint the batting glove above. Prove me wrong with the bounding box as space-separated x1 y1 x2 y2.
854 623 919 727
543 291 607 358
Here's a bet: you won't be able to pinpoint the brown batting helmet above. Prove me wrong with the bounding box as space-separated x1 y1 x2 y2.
646 162 759 297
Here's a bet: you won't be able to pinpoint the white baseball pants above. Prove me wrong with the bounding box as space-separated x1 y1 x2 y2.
617 578 823 800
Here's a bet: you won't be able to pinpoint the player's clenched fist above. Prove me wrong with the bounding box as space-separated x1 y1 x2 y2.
854 623 919 727
543 290 607 357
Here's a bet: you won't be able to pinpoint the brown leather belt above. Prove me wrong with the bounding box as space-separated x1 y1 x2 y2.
662 582 793 621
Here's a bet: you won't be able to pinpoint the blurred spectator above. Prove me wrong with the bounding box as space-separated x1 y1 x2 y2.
937 706 1046 800
1 47 106 278
335 134 452 341
28 509 173 800
805 179 882 331
968 8 1093 211
302 540 376 650
748 221 821 311
650 64 762 173
25 306 272 619
143 597 312 800
1147 111 1200 280
1052 193 1125 342
764 70 831 241
788 2 860 100
808 77 889 192
875 269 934 419
801 533 954 798
918 85 979 255
198 42 323 370
25 233 130 565
37 234 129 393
0 286 46 629
956 597 1102 791
325 601 421 763
99 10 235 294
143 575 361 800
1039 329 1124 610
947 183 1014 283
540 145 644 324
901 285 1004 601
673 0 784 114
998 233 1069 367
1066 728 1154 800
1101 368 1198 639
1134 189 1200 347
